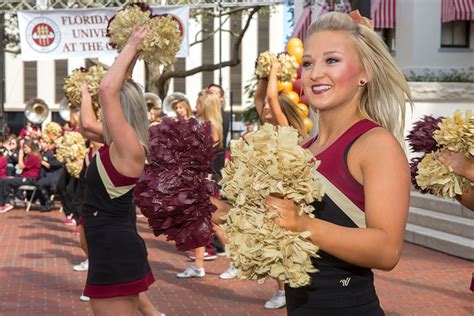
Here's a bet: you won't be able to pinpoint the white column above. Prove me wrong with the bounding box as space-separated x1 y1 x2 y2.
67 58 85 73
37 60 55 108
240 11 258 112
185 17 203 109
214 16 231 102
37 59 56 124
4 53 24 111
132 59 146 87
269 4 285 53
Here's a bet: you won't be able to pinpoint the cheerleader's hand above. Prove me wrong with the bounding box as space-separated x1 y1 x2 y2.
265 195 308 232
81 80 91 95
270 60 281 73
126 26 148 50
438 150 472 179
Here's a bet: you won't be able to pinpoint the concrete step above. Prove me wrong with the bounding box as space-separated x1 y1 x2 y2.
405 223 474 260
410 191 474 219
408 207 474 239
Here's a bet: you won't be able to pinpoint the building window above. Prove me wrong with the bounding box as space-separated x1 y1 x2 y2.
201 17 214 89
24 61 37 101
441 21 470 48
376 28 396 52
55 60 68 103
230 12 242 106
257 12 270 54
173 58 186 93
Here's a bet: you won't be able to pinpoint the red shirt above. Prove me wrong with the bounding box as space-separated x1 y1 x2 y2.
21 155 41 180
0 156 7 178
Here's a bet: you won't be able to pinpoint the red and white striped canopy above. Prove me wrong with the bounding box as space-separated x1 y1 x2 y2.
371 0 396 29
442 0 474 23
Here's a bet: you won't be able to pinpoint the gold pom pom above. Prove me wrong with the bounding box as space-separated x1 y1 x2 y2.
55 131 87 178
140 15 182 66
63 66 105 111
107 5 151 52
220 124 325 288
434 111 473 154
464 114 474 156
277 53 298 83
254 51 298 83
416 151 467 198
108 6 183 66
255 51 277 80
43 122 62 144
66 160 84 178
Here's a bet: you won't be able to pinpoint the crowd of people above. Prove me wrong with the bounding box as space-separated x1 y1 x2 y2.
1 9 472 316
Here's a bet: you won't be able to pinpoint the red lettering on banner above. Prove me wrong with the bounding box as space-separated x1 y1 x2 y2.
61 15 111 26
72 28 108 38
63 42 77 52
80 42 103 51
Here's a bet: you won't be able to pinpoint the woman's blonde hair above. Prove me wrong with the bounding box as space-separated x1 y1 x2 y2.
172 98 193 119
278 94 308 138
306 12 413 143
102 80 149 152
198 90 223 147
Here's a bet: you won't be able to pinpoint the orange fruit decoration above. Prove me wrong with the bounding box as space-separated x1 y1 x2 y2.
296 103 309 117
286 91 300 105
303 117 313 133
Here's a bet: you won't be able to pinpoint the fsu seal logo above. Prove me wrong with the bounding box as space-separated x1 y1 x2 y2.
26 17 61 53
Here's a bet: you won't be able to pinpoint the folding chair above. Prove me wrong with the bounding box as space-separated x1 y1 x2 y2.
17 185 37 212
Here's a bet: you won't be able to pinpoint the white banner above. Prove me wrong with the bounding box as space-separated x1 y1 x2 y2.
18 7 189 61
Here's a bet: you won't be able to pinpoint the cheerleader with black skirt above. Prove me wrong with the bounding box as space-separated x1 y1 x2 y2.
80 26 156 315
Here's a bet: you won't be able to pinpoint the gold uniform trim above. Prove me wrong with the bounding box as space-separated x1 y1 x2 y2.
95 154 135 199
314 170 367 228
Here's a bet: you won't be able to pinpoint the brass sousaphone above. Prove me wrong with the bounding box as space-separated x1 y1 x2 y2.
25 97 49 124
161 92 187 118
58 97 72 122
143 92 162 111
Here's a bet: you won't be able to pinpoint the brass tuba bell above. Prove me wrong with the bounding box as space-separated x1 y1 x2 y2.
25 98 49 124
58 97 71 122
143 92 162 111
161 92 187 117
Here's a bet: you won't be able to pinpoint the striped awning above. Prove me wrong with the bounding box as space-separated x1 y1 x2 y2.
442 0 474 23
371 0 396 29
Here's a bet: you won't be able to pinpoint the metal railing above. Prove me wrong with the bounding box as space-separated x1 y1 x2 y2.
0 0 286 12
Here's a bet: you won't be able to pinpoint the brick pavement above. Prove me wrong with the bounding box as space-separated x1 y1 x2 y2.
0 208 472 316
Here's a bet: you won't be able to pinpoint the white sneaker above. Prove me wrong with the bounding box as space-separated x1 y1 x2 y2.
73 259 89 272
79 294 90 302
219 266 238 279
264 290 286 309
176 265 205 278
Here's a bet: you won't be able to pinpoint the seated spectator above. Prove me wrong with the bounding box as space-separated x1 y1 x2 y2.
35 137 64 212
4 135 19 176
0 139 42 213
0 148 7 179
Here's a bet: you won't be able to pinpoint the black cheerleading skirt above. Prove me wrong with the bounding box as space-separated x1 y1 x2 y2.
285 258 384 316
83 212 155 298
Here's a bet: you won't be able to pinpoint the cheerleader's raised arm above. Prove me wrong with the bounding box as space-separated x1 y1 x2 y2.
98 26 148 177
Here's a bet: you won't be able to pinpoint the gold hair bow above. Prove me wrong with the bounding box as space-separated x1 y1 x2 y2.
349 10 374 30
